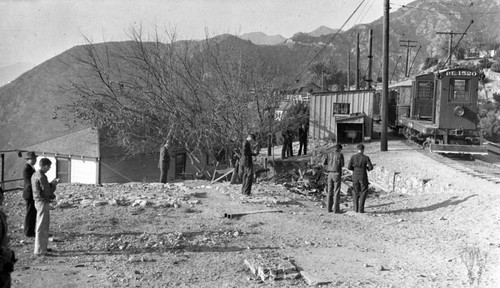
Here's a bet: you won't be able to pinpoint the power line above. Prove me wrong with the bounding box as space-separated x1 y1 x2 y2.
293 0 366 83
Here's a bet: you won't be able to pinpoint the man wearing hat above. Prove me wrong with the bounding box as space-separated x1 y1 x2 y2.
22 151 37 237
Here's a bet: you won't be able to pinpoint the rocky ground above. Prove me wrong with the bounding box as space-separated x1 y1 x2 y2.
3 139 500 287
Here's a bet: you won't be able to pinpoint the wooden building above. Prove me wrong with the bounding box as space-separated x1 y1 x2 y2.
22 127 197 184
309 90 377 143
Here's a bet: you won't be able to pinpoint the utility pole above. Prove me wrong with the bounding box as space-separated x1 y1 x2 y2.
437 30 467 67
366 29 373 89
355 33 360 90
347 52 351 91
399 39 417 77
381 0 389 152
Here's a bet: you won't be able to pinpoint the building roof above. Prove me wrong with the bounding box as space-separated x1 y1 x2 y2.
23 127 100 158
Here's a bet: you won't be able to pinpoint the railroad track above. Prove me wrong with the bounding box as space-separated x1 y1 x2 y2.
404 140 500 184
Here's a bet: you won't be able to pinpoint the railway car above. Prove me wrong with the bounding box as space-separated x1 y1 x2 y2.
389 67 487 155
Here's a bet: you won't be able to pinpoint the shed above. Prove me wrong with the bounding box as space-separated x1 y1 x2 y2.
309 90 377 143
22 127 198 184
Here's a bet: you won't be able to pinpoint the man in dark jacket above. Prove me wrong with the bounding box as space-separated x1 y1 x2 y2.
323 144 344 213
23 151 37 237
158 141 171 184
298 124 308 156
241 134 259 196
286 128 294 157
347 144 374 213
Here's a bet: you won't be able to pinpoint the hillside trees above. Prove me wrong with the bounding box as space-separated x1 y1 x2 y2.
65 29 288 174
479 93 500 142
308 60 348 90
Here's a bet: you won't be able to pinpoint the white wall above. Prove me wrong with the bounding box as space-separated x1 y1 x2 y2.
71 159 97 184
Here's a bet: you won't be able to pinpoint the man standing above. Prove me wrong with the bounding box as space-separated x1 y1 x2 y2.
286 127 294 157
23 151 37 237
323 144 344 213
0 188 16 286
347 144 373 213
281 129 288 159
158 141 170 184
31 158 58 256
241 134 259 196
298 123 308 156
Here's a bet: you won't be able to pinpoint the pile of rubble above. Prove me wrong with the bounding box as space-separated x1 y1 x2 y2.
52 182 209 210
244 253 299 281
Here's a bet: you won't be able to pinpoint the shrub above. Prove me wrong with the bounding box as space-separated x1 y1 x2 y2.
490 62 500 73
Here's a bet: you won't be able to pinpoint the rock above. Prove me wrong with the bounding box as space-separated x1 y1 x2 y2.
93 200 108 207
109 199 118 206
56 200 72 209
139 200 151 208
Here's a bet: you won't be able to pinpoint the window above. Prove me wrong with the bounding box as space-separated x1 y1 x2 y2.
333 103 350 115
56 158 70 183
449 79 470 102
417 81 434 99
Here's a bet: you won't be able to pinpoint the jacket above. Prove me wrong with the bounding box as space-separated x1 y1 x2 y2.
347 153 373 182
241 140 257 168
31 170 56 203
158 145 170 169
23 164 36 200
323 151 344 174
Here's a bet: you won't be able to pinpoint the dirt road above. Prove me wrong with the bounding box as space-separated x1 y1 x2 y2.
3 140 499 287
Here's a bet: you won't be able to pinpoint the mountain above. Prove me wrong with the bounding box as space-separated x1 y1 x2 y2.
2 0 500 157
308 26 338 37
0 62 36 86
238 32 286 45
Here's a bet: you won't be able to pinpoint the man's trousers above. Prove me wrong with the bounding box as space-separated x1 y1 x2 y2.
326 172 341 213
159 165 169 184
241 166 254 195
352 179 369 213
34 201 50 255
24 198 37 237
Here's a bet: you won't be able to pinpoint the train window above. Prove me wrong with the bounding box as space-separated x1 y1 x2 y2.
449 79 470 102
333 103 350 115
417 81 434 99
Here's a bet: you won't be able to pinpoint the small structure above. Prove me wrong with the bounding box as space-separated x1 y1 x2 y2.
308 90 377 143
22 127 197 184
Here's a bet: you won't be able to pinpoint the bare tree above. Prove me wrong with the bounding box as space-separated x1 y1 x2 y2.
64 27 288 174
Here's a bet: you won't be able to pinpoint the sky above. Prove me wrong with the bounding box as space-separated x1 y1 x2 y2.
0 0 414 67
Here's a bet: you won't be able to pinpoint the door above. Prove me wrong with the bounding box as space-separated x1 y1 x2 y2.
174 153 186 179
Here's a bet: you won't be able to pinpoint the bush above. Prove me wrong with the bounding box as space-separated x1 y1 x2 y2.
490 62 500 73
478 58 492 69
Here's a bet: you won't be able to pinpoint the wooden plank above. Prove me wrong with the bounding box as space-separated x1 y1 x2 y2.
211 168 235 184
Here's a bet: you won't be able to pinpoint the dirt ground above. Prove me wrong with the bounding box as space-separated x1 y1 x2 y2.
3 139 500 287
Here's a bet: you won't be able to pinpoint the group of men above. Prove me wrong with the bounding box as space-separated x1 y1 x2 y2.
281 123 308 159
323 143 373 213
22 152 59 256
241 132 374 214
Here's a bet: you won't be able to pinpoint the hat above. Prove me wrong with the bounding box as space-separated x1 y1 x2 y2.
25 151 38 159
